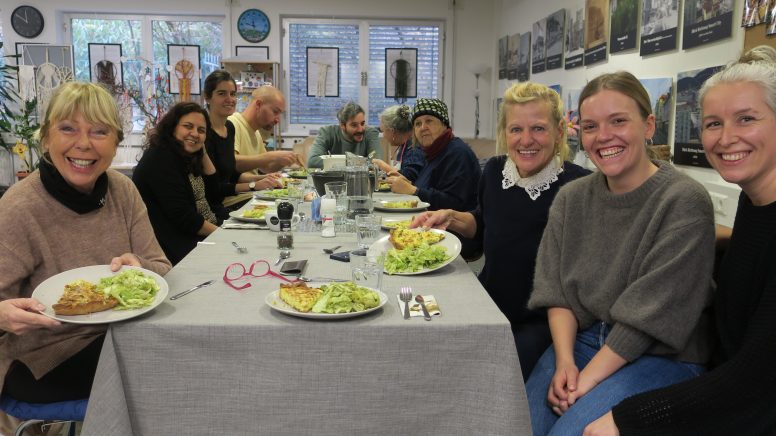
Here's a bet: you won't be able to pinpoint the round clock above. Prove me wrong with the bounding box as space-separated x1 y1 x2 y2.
237 9 270 43
11 5 44 39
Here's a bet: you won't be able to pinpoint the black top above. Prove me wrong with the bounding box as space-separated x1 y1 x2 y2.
613 192 776 435
472 156 590 325
206 120 239 199
133 145 224 265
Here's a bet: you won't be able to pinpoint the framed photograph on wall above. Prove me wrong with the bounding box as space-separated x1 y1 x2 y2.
167 44 201 95
385 48 417 101
235 45 269 60
88 43 123 88
306 47 339 97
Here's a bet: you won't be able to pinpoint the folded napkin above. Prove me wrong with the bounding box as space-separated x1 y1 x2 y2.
395 294 441 317
222 219 267 230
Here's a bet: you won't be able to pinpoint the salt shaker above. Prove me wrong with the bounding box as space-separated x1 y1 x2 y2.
320 197 336 238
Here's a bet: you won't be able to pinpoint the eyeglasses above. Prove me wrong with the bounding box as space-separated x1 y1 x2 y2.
223 260 295 290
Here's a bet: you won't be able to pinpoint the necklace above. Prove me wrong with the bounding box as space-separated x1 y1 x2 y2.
502 156 563 200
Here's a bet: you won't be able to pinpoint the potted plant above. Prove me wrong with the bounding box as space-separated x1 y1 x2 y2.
0 42 41 180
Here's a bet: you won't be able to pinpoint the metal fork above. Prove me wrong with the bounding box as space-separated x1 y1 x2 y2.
399 286 412 320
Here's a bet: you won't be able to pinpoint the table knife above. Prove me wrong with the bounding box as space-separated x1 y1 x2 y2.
169 279 215 300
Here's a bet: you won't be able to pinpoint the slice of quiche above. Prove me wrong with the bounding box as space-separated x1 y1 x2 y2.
384 200 419 209
52 279 119 316
279 282 323 313
389 228 446 250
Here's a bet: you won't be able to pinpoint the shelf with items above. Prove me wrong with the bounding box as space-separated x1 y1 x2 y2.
220 57 281 140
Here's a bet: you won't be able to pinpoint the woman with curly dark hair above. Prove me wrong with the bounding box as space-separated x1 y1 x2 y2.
133 102 226 264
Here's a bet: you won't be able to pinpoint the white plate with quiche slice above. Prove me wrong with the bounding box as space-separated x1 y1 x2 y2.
265 285 388 319
373 200 430 212
32 265 169 324
374 229 461 275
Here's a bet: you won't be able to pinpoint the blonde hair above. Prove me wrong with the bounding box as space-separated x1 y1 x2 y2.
700 45 776 115
40 82 124 145
496 82 570 162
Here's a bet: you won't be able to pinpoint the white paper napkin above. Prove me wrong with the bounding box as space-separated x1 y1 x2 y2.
222 219 267 230
395 294 441 317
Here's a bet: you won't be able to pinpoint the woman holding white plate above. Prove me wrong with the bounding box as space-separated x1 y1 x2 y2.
413 82 590 379
0 82 171 405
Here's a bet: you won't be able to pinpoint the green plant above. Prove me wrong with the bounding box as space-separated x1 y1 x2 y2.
0 42 42 171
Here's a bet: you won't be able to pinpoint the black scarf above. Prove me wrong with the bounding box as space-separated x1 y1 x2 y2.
39 157 109 214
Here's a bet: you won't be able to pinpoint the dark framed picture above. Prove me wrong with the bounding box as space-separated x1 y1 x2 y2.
167 44 201 95
88 43 123 88
15 42 45 64
306 47 339 98
385 48 417 101
235 45 269 60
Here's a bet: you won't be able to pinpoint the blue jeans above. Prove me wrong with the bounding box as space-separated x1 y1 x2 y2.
525 322 705 436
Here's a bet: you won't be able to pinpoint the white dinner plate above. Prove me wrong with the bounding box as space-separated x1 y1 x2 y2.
373 229 461 275
381 218 413 230
229 210 267 224
266 285 388 319
32 265 169 324
373 200 431 212
253 189 290 201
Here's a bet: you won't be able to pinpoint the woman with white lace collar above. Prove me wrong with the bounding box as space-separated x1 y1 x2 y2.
411 82 590 379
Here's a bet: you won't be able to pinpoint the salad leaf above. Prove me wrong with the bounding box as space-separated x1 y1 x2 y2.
98 269 160 310
384 244 449 274
311 282 381 314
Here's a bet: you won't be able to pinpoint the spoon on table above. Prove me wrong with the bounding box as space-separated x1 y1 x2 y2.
275 250 291 265
415 295 432 321
322 245 342 254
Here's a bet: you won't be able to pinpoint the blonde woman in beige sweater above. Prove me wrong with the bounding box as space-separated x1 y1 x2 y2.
0 82 170 404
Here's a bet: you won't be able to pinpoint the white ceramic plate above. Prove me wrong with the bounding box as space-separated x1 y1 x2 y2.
253 189 290 201
373 229 461 275
373 200 431 212
381 218 413 230
266 285 388 319
229 210 267 224
32 265 169 324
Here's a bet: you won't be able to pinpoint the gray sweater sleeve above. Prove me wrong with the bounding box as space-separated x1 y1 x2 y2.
307 125 335 168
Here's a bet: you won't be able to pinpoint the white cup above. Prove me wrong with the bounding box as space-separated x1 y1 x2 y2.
264 210 301 231
321 154 346 171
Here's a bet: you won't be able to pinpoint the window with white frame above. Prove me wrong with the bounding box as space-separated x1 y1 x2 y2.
283 18 443 131
66 14 223 132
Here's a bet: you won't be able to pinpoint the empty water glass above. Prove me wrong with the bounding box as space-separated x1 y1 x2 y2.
324 181 348 231
350 248 386 291
355 214 381 249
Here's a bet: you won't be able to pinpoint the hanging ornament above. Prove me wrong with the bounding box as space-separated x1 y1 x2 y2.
390 51 411 104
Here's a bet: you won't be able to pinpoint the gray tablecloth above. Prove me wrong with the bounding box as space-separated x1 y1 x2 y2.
82 199 530 435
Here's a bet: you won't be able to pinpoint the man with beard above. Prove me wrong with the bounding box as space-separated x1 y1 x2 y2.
307 102 382 168
228 85 301 176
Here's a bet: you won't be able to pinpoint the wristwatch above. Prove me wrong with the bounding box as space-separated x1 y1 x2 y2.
248 181 256 191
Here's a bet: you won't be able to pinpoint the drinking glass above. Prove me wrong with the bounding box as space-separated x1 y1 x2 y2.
324 181 348 231
286 179 305 208
355 214 382 249
350 248 386 291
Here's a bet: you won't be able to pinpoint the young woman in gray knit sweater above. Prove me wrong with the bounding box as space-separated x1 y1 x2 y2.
525 71 716 435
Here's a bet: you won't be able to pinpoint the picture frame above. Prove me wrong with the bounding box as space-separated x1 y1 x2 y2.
167 44 201 95
88 43 123 88
235 45 269 60
306 47 339 98
384 48 417 100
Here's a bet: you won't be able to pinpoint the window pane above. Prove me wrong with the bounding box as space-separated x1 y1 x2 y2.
368 25 440 125
288 23 360 126
152 20 223 95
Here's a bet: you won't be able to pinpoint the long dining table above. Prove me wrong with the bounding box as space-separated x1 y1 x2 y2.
81 194 531 435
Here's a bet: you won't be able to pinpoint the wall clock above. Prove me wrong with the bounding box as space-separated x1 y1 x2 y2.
237 9 270 43
11 5 44 39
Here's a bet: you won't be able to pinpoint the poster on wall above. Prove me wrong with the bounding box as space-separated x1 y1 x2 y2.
306 47 339 97
565 1 585 69
563 88 582 162
768 1 776 35
508 33 520 80
88 43 123 89
498 36 508 79
638 77 673 146
640 0 679 55
546 10 565 70
741 0 768 27
518 32 531 82
532 19 547 74
167 44 201 97
385 48 417 102
584 0 609 65
682 0 734 49
674 66 723 168
610 0 638 53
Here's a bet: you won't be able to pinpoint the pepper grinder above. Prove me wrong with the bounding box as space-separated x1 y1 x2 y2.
276 201 294 249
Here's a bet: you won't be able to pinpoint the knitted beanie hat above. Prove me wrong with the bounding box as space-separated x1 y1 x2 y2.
411 98 450 127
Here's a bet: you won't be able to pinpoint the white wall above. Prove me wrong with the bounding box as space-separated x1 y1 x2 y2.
490 0 748 226
0 0 494 186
